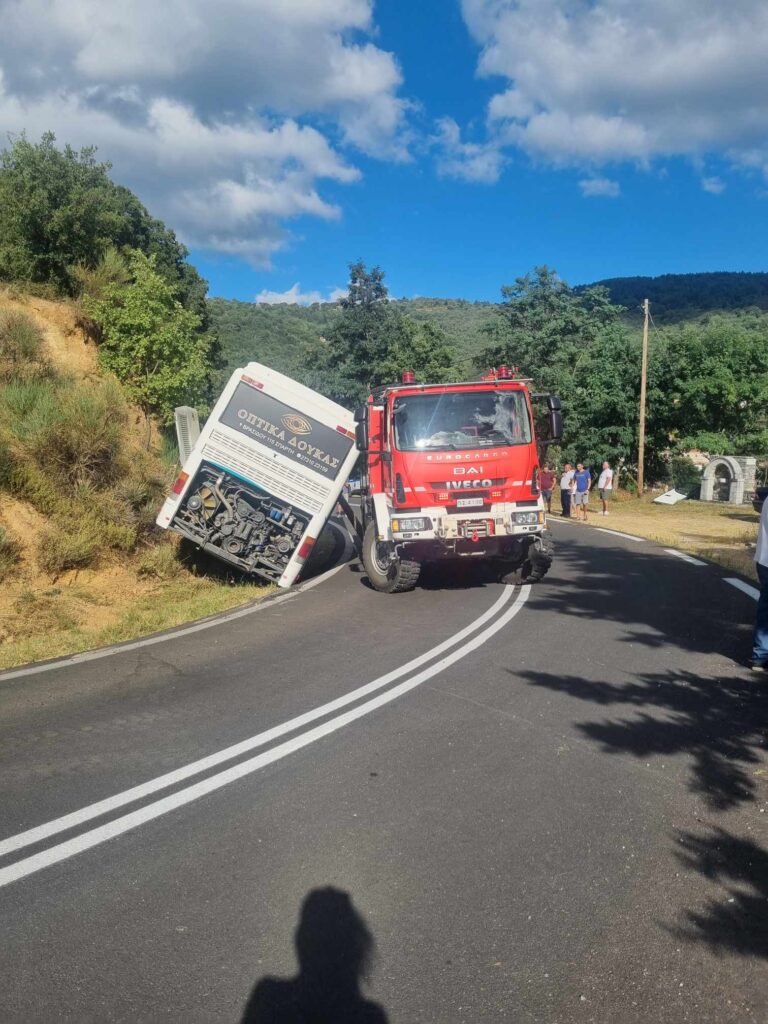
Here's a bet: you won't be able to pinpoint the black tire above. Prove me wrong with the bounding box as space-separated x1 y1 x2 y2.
526 530 554 582
500 531 554 585
361 522 421 593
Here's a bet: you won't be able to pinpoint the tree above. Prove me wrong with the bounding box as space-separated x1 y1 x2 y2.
0 133 208 316
477 266 622 389
86 251 214 430
305 261 455 405
651 314 768 455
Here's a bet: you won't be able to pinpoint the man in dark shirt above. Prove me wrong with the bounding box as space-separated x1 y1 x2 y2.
539 464 555 513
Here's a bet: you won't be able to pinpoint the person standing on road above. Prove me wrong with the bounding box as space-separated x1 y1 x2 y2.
751 495 768 673
597 461 613 516
572 462 592 521
560 463 574 518
539 464 555 514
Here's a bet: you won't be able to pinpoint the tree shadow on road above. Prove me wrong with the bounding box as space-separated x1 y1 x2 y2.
516 529 768 957
671 826 768 958
529 535 752 659
515 667 768 811
241 887 388 1024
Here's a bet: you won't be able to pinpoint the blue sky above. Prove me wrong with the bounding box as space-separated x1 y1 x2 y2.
2 0 767 302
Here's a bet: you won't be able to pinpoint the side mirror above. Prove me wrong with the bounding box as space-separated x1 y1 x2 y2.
355 421 368 452
548 395 563 444
354 405 367 423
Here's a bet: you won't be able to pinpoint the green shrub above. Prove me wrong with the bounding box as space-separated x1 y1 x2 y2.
38 523 100 577
670 455 703 497
23 377 126 489
0 311 44 361
0 526 22 580
0 313 55 383
137 542 184 580
0 379 55 426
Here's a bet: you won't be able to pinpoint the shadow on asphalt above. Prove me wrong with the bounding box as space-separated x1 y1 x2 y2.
669 827 768 958
512 534 768 959
357 559 499 592
240 887 388 1024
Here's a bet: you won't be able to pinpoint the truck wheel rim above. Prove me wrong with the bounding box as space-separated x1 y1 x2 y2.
371 538 391 573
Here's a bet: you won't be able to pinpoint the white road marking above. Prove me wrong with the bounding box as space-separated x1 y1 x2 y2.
0 561 347 683
664 549 707 566
594 528 645 543
0 588 514 859
725 578 760 601
0 586 530 888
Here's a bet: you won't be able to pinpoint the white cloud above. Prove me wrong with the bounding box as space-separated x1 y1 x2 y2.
0 0 410 264
701 176 726 194
256 283 346 305
579 177 621 198
461 0 768 178
431 117 503 184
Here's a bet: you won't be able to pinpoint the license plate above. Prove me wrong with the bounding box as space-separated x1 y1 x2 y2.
457 497 484 508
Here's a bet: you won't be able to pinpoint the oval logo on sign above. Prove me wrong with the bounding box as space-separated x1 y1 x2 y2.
281 413 312 435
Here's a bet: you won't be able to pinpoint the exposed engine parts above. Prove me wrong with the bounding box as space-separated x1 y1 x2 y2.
173 464 309 582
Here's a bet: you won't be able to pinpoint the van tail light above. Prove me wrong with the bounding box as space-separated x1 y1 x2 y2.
296 537 316 561
171 471 189 495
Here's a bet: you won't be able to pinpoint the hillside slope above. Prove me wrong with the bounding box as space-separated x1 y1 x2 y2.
0 290 267 670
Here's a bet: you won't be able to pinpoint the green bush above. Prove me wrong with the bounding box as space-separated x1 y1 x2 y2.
137 542 184 580
23 377 126 489
38 523 101 577
0 311 55 382
0 526 22 581
0 311 44 362
670 455 703 497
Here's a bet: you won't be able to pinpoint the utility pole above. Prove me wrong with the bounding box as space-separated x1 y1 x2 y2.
638 298 649 494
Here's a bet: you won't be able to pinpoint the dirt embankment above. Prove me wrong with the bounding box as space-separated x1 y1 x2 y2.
0 289 266 670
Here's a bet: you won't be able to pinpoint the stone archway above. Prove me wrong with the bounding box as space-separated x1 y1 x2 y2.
700 456 756 504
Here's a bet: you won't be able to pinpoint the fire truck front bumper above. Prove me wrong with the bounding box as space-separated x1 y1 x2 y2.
389 502 546 545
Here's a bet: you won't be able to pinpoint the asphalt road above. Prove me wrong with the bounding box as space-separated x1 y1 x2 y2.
1 518 766 1023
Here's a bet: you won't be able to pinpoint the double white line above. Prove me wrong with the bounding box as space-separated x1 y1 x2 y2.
0 584 530 889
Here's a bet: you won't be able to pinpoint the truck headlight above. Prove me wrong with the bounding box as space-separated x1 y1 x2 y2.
391 517 432 533
514 511 539 525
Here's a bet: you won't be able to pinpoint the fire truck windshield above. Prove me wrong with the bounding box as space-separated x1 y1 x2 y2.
393 390 532 451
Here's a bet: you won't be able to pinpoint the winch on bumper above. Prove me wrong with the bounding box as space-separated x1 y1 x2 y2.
387 502 547 558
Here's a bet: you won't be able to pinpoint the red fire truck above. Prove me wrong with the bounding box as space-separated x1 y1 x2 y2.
353 367 562 592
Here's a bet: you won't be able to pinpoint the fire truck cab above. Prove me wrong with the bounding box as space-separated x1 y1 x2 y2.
354 367 562 593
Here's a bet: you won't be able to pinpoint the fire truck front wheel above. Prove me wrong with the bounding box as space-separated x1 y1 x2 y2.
362 523 421 593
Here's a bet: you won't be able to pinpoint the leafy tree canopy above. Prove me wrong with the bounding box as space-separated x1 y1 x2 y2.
86 251 214 426
0 133 207 318
301 261 456 406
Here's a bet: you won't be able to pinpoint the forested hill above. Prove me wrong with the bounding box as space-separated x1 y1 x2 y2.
210 271 768 376
207 295 498 375
584 271 768 321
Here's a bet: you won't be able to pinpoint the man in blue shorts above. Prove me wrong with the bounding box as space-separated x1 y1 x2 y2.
572 462 591 521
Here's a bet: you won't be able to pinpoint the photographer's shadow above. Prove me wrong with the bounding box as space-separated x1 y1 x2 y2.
241 887 388 1024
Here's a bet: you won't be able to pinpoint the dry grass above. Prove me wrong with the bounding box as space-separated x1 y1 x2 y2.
0 575 271 670
564 490 759 580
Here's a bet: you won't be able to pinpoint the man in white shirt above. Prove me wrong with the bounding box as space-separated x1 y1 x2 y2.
597 461 613 516
752 496 768 672
559 463 575 518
